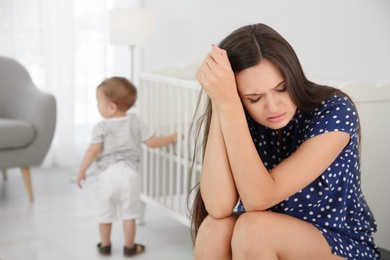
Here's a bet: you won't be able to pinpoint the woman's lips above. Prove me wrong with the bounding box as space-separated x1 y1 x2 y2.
267 113 286 123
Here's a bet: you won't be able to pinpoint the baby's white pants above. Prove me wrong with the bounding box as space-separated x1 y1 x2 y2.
95 161 140 223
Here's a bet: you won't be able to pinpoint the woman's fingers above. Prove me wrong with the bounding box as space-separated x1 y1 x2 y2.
196 44 233 96
209 44 228 66
196 53 216 84
196 61 210 85
205 46 227 72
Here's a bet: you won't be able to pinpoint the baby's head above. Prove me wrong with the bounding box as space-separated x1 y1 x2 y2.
97 77 137 112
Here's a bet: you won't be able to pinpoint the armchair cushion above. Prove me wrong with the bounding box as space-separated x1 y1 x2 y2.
0 56 56 169
0 118 35 149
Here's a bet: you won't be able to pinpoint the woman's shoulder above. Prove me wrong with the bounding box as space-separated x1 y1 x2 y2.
315 93 357 115
303 93 359 137
323 92 352 104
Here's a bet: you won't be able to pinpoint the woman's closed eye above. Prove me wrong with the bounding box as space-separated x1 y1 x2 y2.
276 86 287 92
249 97 261 103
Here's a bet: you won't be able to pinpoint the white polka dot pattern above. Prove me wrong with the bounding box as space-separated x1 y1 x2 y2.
238 94 380 259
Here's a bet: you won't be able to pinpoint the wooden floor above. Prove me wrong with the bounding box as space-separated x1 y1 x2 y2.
0 167 193 260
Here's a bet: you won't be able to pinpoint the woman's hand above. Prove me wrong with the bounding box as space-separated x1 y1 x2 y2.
196 45 239 108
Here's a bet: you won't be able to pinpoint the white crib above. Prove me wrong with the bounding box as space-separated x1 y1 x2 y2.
138 67 390 249
138 65 204 227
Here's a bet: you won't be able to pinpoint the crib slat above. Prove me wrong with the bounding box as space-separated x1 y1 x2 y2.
161 83 168 207
168 84 175 209
175 86 183 214
139 71 203 227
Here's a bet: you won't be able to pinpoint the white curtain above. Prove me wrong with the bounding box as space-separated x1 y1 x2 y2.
0 0 143 168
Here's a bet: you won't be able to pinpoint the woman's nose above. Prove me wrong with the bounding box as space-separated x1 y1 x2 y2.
266 96 278 112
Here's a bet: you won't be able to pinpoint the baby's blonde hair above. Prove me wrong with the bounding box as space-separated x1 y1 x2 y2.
97 77 137 111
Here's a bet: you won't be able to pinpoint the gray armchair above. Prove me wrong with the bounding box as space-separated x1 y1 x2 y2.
0 56 56 201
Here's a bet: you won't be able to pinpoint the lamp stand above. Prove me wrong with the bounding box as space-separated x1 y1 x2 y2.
129 45 135 83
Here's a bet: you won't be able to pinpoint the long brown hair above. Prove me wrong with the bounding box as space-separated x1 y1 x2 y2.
188 23 356 242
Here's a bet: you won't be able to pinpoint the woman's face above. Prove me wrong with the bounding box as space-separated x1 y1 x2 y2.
236 59 297 130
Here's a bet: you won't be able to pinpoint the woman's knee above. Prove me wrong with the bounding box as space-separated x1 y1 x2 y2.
196 214 237 244
231 212 275 253
194 215 237 259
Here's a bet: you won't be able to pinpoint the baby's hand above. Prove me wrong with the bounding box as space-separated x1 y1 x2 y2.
172 133 185 143
77 172 86 189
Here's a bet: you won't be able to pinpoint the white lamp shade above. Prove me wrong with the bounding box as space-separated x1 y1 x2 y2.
109 8 156 46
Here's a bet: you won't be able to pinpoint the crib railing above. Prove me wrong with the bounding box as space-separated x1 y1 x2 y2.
138 72 204 226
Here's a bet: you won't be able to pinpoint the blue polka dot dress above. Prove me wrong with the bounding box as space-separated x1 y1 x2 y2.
237 94 380 259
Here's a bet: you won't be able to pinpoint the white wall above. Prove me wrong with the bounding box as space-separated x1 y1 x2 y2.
143 0 390 83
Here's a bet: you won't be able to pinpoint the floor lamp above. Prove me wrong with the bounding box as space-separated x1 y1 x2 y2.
109 8 156 83
109 8 156 223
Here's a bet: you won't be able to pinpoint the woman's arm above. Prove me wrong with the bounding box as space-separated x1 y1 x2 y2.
200 45 350 212
199 103 238 218
218 104 349 211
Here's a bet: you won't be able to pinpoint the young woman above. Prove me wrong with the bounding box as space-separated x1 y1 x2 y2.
190 23 379 259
